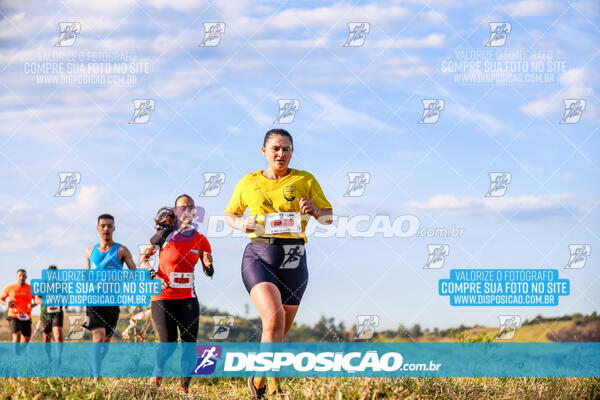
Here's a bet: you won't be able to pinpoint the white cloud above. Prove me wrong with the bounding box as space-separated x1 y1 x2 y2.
227 91 274 126
520 67 596 118
312 92 403 135
0 203 44 226
374 33 446 49
404 193 591 220
569 1 600 20
213 3 445 39
503 1 561 18
149 66 224 100
378 59 433 78
448 105 510 135
147 0 208 12
253 37 331 53
0 231 43 252
270 4 412 31
62 0 139 15
56 185 113 219
559 67 589 86
0 12 27 39
0 105 108 142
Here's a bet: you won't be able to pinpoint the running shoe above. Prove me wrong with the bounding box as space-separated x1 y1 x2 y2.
247 376 266 399
148 376 162 387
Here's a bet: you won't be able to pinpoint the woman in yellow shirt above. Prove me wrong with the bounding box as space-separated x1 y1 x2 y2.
225 129 333 398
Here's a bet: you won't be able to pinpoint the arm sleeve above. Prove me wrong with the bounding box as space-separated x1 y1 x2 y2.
150 228 172 249
224 178 247 215
308 174 333 209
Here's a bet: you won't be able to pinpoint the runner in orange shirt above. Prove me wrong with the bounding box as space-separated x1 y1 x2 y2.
0 269 38 343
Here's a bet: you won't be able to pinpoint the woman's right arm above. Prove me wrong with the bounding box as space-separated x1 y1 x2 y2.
139 242 169 289
138 242 156 269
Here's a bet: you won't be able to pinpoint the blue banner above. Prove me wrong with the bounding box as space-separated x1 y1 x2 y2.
0 343 597 377
30 269 161 306
439 269 570 306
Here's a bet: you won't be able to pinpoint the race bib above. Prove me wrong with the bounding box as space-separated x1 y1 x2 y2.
169 272 194 288
47 306 60 313
17 313 30 321
265 212 301 234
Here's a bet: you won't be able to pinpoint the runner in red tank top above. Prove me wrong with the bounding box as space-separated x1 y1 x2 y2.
151 224 211 301
139 194 213 394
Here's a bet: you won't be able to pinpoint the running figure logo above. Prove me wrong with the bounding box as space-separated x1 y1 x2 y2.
485 172 511 197
129 99 156 124
55 22 81 47
343 22 370 47
280 245 305 269
423 244 449 269
193 345 222 375
484 22 511 47
55 172 81 197
560 99 586 124
344 172 370 197
66 316 89 340
199 23 225 47
418 99 444 124
274 99 300 124
200 172 226 197
354 315 379 340
496 315 521 340
565 244 591 269
209 316 234 340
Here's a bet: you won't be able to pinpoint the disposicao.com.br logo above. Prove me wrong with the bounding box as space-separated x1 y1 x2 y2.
223 351 441 374
189 344 441 376
203 214 464 239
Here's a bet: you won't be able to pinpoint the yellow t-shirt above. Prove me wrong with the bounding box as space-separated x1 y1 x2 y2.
225 169 332 242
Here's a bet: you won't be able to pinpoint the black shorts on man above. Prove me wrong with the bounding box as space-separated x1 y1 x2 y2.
85 306 120 337
7 317 32 337
40 311 64 334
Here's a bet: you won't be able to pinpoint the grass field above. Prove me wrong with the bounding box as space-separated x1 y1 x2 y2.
0 314 598 399
0 377 598 399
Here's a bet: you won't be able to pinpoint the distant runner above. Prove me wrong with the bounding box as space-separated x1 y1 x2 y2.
121 308 152 340
35 265 65 363
85 213 136 382
1 269 37 345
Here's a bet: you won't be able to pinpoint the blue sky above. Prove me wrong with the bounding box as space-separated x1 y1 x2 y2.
0 0 599 333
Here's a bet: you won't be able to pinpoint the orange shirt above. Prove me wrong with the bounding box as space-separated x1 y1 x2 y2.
1 283 34 318
152 230 212 301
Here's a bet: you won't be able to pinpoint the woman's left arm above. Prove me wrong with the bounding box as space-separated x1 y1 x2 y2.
298 198 333 225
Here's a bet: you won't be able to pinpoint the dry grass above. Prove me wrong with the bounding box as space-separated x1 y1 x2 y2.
0 377 598 400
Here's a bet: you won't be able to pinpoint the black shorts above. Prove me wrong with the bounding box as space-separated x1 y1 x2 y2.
151 297 199 342
241 242 308 306
40 311 64 334
85 306 120 337
8 317 32 337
